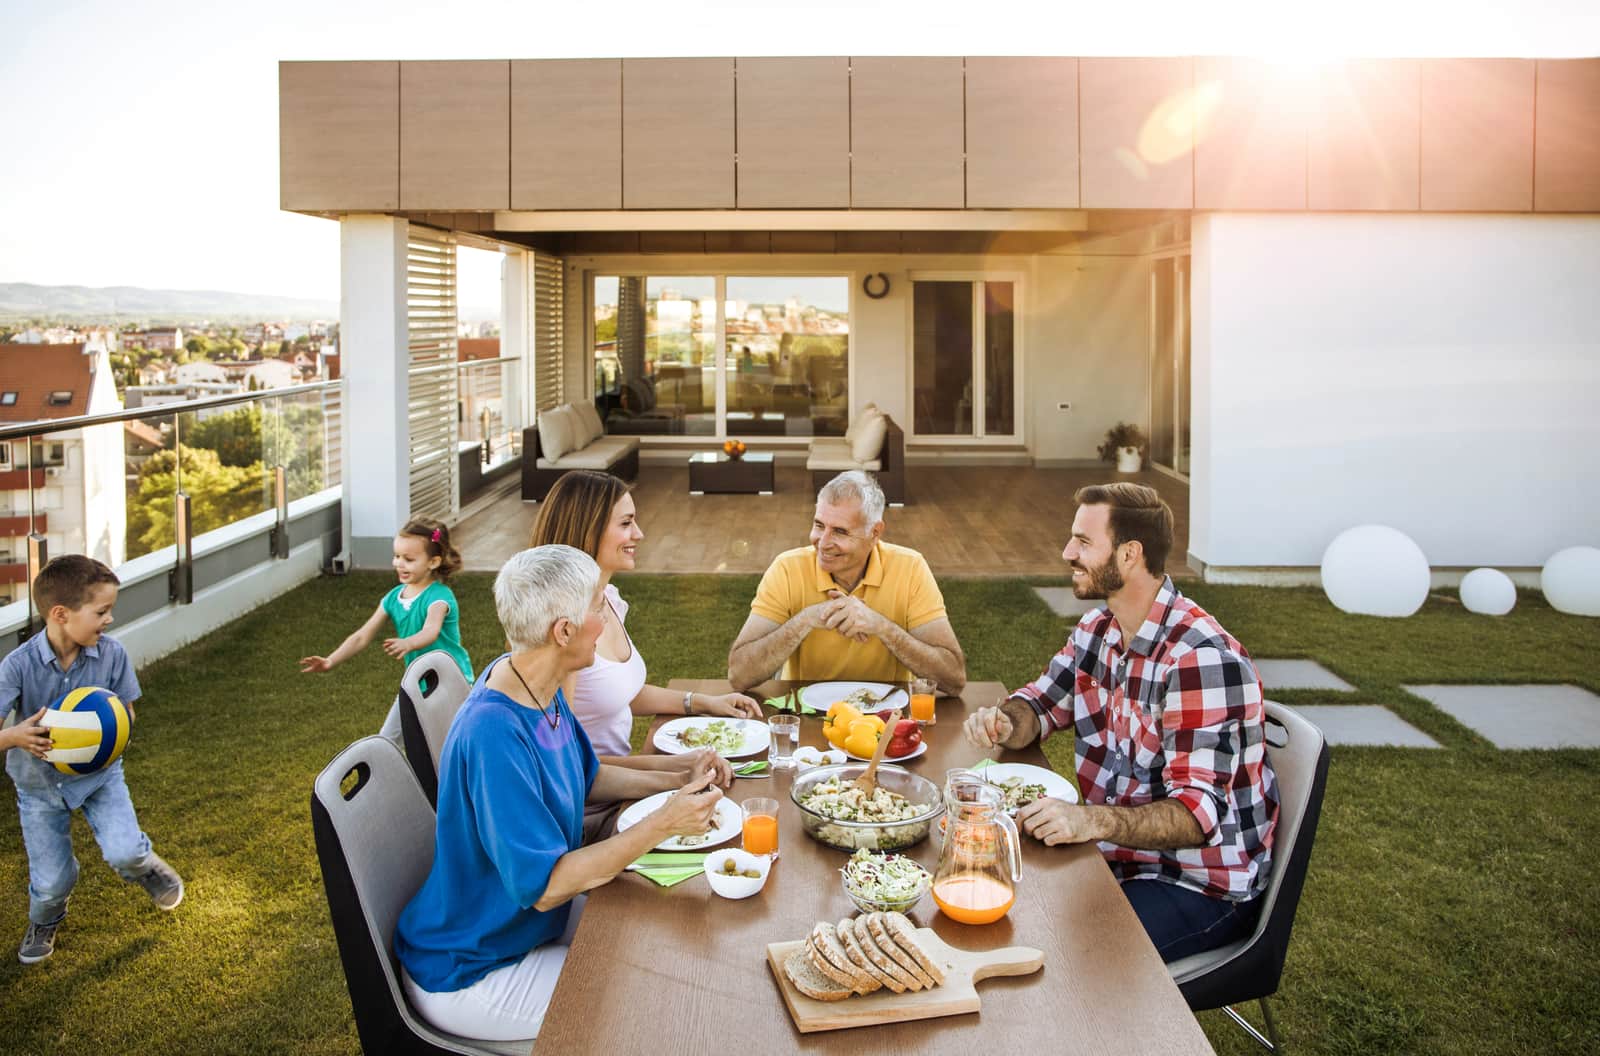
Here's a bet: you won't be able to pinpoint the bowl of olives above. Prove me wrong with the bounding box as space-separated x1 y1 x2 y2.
703 848 772 899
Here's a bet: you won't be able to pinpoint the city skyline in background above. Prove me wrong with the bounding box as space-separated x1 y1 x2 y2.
2 0 1597 310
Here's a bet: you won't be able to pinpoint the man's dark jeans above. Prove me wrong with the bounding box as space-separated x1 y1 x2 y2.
1121 877 1259 962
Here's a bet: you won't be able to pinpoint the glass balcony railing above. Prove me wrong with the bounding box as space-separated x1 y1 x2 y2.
0 380 343 616
457 356 524 475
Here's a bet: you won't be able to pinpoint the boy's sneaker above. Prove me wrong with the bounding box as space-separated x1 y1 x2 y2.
131 854 184 911
19 918 62 964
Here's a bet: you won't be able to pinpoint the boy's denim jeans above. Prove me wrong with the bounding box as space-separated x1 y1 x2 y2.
16 768 153 924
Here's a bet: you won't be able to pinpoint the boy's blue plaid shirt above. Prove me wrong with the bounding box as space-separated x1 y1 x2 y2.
0 632 141 809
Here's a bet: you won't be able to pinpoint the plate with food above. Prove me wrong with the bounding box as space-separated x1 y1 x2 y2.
978 762 1079 813
798 681 896 715
616 789 742 851
653 716 768 758
844 739 928 763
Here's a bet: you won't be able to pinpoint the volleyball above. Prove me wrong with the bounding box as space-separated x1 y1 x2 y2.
41 687 132 775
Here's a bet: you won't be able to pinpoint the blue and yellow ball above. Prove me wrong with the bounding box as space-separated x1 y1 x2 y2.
41 687 132 775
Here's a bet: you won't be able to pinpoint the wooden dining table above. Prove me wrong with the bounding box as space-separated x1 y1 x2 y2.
532 680 1215 1055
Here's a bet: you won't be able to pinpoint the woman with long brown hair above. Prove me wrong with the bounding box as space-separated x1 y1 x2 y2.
530 471 759 836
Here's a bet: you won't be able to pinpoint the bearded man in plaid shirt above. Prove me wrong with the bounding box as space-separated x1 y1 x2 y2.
965 483 1277 962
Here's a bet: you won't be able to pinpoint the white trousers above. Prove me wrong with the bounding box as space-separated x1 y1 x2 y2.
402 894 586 1042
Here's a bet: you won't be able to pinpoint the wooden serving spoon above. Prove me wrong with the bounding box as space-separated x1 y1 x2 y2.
854 708 902 794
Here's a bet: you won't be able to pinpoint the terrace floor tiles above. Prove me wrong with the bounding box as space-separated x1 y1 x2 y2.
455 463 1193 579
1256 658 1357 693
1403 684 1600 749
1290 704 1442 748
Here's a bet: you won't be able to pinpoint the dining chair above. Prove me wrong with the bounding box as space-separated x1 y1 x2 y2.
1166 701 1330 1052
396 652 473 809
310 736 526 1056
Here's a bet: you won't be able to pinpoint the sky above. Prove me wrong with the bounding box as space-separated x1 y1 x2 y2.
1 0 1596 308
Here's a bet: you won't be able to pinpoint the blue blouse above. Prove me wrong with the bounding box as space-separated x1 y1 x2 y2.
395 658 598 992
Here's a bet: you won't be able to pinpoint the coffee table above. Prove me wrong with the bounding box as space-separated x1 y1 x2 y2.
688 451 775 495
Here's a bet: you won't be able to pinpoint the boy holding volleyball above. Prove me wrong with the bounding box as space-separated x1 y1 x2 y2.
0 555 183 964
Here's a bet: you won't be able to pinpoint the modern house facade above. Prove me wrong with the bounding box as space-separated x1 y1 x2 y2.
278 56 1600 580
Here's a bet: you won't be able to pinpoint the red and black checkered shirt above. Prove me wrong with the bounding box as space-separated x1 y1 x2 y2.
1013 577 1277 901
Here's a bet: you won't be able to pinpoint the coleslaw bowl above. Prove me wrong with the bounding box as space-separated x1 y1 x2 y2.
790 763 943 853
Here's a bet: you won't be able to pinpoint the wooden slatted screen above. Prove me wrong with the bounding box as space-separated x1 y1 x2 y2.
407 226 459 521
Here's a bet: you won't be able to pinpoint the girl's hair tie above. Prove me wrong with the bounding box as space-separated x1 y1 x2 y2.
430 528 442 544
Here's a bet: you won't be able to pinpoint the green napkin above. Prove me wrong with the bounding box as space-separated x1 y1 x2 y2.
633 866 703 888
734 760 768 776
766 691 820 716
970 758 999 771
631 852 708 868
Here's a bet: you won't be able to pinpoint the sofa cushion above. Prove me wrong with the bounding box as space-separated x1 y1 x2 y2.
807 452 883 473
850 411 888 463
558 403 593 448
844 402 878 444
573 402 606 444
538 407 577 462
536 436 637 470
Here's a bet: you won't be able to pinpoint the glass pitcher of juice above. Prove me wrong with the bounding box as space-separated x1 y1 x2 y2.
931 780 1021 925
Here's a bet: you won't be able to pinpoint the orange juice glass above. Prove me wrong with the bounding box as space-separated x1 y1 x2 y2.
910 676 937 725
742 797 780 857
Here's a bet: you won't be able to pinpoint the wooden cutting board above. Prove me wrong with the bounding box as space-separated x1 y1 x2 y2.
765 928 1044 1033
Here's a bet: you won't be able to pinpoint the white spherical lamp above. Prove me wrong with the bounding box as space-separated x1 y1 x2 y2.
1320 525 1431 617
1541 546 1600 617
1459 568 1516 616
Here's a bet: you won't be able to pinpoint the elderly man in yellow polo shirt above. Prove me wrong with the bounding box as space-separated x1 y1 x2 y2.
727 471 967 694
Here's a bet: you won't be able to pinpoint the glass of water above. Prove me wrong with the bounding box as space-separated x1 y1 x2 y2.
767 715 800 769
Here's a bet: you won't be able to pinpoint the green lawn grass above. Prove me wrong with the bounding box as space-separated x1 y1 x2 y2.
1 572 1596 1055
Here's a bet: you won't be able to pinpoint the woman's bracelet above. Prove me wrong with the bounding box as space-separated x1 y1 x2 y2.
682 691 695 715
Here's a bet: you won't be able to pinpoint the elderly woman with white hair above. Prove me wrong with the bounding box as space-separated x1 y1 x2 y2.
395 544 724 1043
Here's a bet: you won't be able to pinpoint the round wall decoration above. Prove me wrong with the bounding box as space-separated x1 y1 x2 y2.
861 273 891 299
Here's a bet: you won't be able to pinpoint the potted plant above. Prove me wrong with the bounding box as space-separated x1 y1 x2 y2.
1097 423 1148 473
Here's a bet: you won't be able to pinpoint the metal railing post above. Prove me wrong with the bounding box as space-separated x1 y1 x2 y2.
270 465 289 559
23 532 47 641
170 492 193 603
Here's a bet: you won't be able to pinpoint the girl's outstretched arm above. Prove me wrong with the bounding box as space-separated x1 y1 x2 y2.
384 599 449 658
300 604 389 673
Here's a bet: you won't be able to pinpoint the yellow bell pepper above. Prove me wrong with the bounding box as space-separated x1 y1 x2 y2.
823 704 862 748
851 715 887 736
843 725 880 758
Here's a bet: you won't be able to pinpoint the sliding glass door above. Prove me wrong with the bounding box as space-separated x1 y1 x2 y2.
595 274 849 437
911 278 1017 438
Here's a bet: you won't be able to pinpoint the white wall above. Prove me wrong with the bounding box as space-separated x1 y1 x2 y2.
339 215 411 567
1190 212 1600 572
1030 255 1149 464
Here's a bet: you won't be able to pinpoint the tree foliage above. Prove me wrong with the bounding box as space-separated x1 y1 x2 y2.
125 447 266 558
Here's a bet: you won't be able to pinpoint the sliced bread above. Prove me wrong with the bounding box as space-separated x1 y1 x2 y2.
834 917 885 994
867 912 937 990
883 911 946 986
807 924 867 993
851 915 921 991
812 922 876 996
785 947 852 1002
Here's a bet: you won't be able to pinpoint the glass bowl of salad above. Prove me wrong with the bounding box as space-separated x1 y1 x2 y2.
840 847 933 915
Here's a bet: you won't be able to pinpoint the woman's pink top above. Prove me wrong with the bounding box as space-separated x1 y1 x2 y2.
568 584 647 757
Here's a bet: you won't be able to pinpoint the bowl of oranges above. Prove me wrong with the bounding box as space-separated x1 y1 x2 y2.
722 439 748 460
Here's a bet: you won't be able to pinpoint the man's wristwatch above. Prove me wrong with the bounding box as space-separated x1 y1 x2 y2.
682 691 695 715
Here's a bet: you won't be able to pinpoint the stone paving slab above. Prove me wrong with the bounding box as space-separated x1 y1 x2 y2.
1033 587 1098 619
1403 684 1600 749
1256 659 1356 692
1291 705 1440 748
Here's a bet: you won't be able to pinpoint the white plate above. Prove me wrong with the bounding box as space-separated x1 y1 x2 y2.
844 739 928 764
798 681 896 714
616 790 742 852
978 762 1080 810
653 717 768 758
